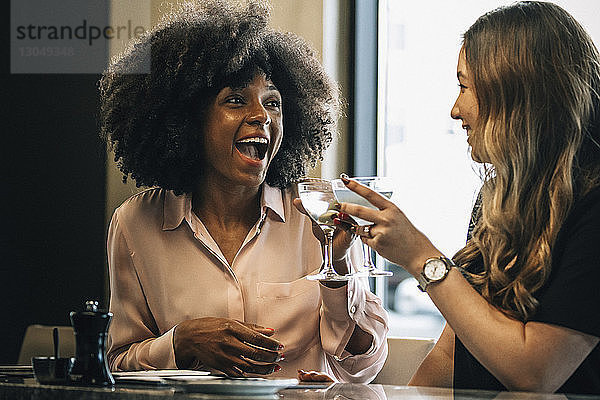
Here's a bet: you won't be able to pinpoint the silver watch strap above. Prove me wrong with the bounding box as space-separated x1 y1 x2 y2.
416 256 454 292
416 273 429 292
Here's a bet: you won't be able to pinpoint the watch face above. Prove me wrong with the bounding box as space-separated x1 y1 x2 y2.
424 259 447 281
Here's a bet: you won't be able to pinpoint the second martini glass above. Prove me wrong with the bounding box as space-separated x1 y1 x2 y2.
332 176 394 277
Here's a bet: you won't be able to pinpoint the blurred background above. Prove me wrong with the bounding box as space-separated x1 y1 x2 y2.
2 0 599 364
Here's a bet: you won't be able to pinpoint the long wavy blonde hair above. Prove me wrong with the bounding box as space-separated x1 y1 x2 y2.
453 1 600 321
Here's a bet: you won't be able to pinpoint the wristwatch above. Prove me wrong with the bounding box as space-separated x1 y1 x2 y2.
416 256 455 292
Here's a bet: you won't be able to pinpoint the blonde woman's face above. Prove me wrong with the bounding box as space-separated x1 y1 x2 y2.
451 48 484 162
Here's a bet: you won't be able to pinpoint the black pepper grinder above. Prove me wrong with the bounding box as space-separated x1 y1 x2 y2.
69 300 115 386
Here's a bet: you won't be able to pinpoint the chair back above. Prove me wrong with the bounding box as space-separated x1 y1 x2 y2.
17 325 76 365
372 336 436 385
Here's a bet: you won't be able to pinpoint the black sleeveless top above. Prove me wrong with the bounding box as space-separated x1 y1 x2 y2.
453 186 600 395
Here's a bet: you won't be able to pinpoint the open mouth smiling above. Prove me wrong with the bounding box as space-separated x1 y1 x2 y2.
234 137 269 161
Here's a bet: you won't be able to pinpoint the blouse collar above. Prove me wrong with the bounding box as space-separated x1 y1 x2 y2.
162 183 285 231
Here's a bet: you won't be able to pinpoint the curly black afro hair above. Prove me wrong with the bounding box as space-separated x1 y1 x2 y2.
99 0 340 195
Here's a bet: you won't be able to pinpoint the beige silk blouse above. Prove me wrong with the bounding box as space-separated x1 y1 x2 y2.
106 185 389 382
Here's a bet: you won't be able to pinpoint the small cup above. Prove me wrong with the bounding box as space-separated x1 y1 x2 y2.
32 357 74 385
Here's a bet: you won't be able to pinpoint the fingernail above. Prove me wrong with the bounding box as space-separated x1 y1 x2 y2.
333 218 341 225
278 344 284 350
274 365 281 372
340 173 349 180
278 353 285 361
266 328 274 332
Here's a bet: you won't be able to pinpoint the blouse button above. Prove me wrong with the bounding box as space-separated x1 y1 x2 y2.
350 305 356 314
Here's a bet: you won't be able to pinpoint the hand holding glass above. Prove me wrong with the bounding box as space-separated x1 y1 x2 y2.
297 178 352 281
332 177 394 277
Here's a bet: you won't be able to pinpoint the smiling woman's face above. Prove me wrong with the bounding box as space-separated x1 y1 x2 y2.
451 48 485 163
201 72 284 189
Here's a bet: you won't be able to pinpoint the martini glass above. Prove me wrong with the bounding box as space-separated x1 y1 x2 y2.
297 178 352 281
332 176 394 277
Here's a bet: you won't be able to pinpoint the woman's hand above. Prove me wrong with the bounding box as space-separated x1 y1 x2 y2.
173 317 284 377
337 178 441 275
297 369 334 383
292 198 357 264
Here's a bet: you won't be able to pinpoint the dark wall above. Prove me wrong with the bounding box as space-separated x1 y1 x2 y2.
2 5 107 364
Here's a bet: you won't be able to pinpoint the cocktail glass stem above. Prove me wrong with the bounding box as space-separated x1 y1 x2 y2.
321 228 337 278
361 235 392 277
307 226 351 281
362 243 375 270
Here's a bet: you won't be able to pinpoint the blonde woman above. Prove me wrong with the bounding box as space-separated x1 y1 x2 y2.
339 1 600 394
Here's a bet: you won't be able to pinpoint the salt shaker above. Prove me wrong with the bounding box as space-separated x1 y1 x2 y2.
69 300 115 386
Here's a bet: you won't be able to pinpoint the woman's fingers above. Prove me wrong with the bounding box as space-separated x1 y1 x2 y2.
223 341 282 375
221 365 245 377
337 178 389 225
243 322 276 336
338 202 380 225
333 214 356 240
235 321 283 352
239 359 281 375
234 322 285 364
216 340 281 376
174 317 285 377
342 178 394 210
240 342 283 363
214 343 280 376
296 197 355 247
333 213 357 231
297 369 334 382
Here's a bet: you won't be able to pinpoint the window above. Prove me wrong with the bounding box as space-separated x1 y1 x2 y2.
375 0 600 338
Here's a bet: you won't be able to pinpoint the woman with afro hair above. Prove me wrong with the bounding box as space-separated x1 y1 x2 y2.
101 0 388 382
